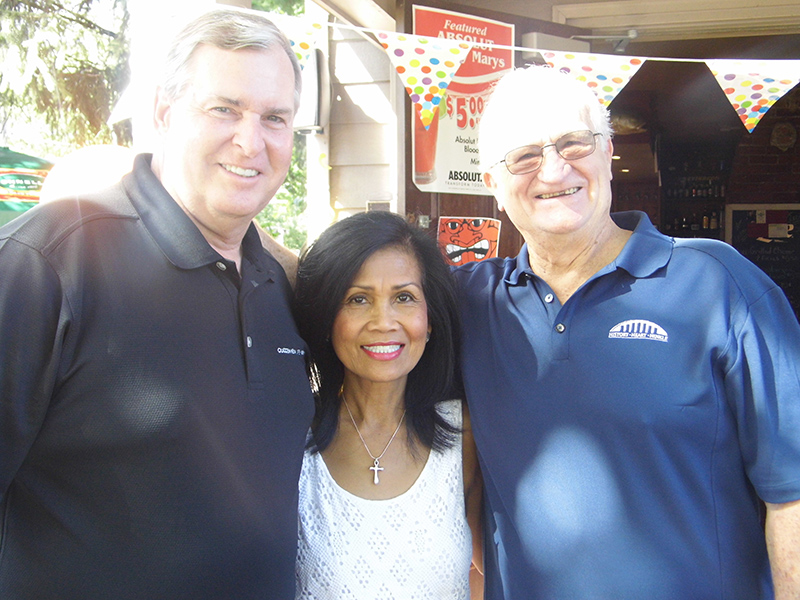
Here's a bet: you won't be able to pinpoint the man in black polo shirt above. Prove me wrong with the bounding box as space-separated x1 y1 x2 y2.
0 10 313 599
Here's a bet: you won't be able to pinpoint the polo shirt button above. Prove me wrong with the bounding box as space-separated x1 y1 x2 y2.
216 261 227 271
555 323 566 333
544 293 554 303
246 336 253 348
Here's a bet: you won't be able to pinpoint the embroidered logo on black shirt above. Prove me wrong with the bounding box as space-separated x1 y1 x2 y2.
277 347 306 355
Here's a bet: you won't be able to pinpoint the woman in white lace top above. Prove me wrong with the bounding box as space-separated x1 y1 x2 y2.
293 211 483 599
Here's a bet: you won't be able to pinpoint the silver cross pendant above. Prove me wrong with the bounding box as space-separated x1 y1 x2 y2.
369 458 384 484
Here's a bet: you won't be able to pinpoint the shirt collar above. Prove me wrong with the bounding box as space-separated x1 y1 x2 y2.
504 243 533 285
610 211 673 278
504 211 672 284
122 153 274 278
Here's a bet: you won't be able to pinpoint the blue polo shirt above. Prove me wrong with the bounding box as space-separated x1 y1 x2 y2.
454 211 800 600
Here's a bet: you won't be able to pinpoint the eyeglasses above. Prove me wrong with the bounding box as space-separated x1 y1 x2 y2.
497 130 603 175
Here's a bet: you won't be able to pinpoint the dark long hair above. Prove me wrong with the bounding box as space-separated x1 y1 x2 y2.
293 211 461 454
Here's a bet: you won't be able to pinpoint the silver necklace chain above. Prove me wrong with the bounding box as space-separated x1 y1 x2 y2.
341 393 406 485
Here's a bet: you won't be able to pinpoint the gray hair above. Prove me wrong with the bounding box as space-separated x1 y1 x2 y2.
479 65 613 171
161 9 302 110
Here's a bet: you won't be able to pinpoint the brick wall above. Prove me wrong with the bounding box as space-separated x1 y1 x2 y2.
726 85 800 205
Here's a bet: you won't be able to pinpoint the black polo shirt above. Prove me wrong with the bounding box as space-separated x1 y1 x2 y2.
0 154 314 599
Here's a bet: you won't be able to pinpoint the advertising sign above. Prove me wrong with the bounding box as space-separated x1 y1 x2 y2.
412 6 514 195
0 169 48 200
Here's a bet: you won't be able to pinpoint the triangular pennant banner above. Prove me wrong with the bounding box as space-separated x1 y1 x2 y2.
269 14 324 70
376 31 473 129
706 59 800 132
538 50 645 107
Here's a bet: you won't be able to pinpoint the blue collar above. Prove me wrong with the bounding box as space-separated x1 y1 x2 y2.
504 211 673 285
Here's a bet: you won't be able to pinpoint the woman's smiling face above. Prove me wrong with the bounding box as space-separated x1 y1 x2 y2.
332 247 430 389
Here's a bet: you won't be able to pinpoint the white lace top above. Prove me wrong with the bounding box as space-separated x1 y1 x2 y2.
295 400 472 600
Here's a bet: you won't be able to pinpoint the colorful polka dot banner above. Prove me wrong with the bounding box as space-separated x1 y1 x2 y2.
706 59 800 132
376 31 473 129
539 50 645 107
270 15 324 70
261 15 800 134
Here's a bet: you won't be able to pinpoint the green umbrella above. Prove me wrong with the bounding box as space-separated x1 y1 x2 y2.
0 146 53 170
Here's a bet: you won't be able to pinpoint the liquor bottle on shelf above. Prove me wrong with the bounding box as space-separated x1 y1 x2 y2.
690 213 701 235
709 210 719 232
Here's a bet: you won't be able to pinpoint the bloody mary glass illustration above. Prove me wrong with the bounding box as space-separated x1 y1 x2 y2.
413 107 439 185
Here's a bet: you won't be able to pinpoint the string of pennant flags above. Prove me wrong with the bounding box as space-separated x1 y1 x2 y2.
270 13 800 133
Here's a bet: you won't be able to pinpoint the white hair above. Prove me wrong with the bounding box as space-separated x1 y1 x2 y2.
479 65 613 171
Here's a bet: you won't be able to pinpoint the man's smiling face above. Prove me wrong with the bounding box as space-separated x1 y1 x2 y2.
153 44 296 235
482 103 614 243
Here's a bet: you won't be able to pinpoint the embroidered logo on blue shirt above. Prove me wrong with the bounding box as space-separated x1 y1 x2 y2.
608 320 668 342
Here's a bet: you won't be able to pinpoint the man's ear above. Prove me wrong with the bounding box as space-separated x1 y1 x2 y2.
605 137 615 182
153 87 172 134
482 170 505 212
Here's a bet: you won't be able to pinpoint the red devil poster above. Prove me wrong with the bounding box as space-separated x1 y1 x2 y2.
413 6 514 195
438 216 501 265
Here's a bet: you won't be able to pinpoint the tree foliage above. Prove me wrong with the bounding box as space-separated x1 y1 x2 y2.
254 133 307 251
0 0 130 157
252 0 308 251
251 0 304 17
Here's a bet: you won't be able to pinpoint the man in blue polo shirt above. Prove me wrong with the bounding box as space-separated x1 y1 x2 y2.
454 65 800 599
